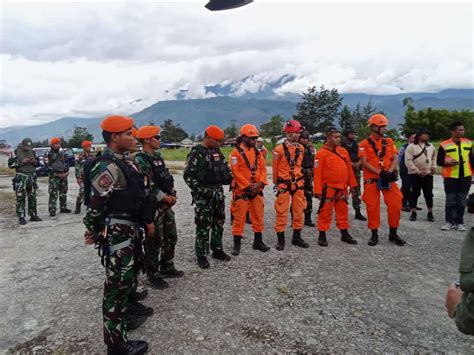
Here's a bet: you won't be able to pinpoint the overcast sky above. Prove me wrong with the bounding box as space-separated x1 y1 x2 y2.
0 0 472 127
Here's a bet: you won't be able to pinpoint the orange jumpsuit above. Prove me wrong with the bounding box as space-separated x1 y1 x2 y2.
229 144 267 236
314 144 358 231
272 141 307 232
359 134 402 230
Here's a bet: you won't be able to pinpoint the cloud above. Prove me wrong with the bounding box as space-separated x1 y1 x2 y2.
0 1 472 127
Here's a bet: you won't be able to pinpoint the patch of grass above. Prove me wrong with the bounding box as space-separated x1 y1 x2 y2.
0 189 16 219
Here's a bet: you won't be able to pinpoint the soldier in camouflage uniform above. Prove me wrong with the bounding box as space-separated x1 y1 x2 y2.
135 126 183 290
11 138 42 225
74 140 94 214
46 137 71 216
183 125 233 269
341 127 367 221
83 115 152 355
299 131 317 227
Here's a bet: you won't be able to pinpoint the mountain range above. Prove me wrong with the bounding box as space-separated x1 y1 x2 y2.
1 87 472 145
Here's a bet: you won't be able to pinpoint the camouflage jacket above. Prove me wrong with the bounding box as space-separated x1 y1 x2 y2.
134 151 166 205
15 146 37 174
83 148 138 236
456 227 474 335
75 152 94 180
183 144 232 199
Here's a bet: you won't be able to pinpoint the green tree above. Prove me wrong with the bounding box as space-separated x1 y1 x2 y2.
401 101 474 140
224 119 238 138
293 85 342 134
67 127 94 148
260 115 284 137
160 119 188 142
338 105 354 131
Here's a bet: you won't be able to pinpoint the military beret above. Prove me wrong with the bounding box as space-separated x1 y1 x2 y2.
205 125 225 140
50 137 61 145
100 115 134 133
137 126 160 139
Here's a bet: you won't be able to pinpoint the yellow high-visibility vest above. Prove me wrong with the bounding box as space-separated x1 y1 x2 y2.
440 138 472 178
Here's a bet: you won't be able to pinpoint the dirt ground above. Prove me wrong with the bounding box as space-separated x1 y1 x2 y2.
1 168 474 354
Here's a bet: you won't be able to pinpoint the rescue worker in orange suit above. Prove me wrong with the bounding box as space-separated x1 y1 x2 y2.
314 127 358 247
229 124 271 255
359 114 406 246
273 119 309 250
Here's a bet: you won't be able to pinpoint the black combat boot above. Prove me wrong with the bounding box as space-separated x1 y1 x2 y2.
197 256 210 269
125 302 154 317
368 229 378 246
74 200 81 214
253 232 270 252
409 211 417 221
318 231 328 247
160 263 184 278
291 229 309 248
245 212 252 224
18 217 27 225
60 207 71 213
212 249 231 261
304 212 316 227
427 211 434 222
149 276 169 289
232 236 241 256
124 314 148 330
30 212 42 222
49 211 56 217
389 227 406 246
354 208 367 221
276 232 285 251
129 289 148 302
341 229 357 245
107 340 149 355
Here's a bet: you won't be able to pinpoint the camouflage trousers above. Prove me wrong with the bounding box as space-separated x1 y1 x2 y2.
13 173 38 218
351 168 362 211
48 174 68 213
102 224 137 347
143 207 178 277
76 183 84 205
303 174 313 215
194 194 225 257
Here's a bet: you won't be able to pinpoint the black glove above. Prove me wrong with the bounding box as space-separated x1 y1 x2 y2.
390 170 398 182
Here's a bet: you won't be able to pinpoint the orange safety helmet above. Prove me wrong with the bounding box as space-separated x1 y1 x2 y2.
240 124 259 137
368 114 389 127
283 119 303 133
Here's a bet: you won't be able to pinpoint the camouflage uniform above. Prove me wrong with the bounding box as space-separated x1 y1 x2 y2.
183 144 232 257
135 150 179 276
13 143 39 218
46 149 69 213
83 148 149 348
75 152 94 208
341 138 362 211
301 144 316 217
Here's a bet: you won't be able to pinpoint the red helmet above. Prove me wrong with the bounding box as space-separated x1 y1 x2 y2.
283 120 303 133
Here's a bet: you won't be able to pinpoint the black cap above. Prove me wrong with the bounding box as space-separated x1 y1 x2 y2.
343 127 356 136
326 126 340 135
299 130 310 139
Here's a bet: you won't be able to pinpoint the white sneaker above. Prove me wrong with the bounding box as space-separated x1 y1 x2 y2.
456 224 467 232
441 223 455 231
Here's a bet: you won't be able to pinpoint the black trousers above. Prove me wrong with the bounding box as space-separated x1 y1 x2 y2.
444 177 471 224
400 173 411 206
409 174 434 209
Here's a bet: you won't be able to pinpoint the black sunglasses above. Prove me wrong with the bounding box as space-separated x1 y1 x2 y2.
154 135 161 140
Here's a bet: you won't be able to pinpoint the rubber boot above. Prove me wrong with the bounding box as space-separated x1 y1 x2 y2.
253 232 270 252
304 212 315 227
341 229 357 245
276 232 285 251
318 231 328 247
232 236 241 256
389 227 406 246
354 208 367 221
291 229 309 248
368 229 378 246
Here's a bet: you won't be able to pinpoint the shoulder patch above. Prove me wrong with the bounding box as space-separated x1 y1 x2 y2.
98 174 113 187
231 156 238 165
273 151 279 160
314 159 319 168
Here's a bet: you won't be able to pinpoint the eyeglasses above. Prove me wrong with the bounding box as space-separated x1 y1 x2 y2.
154 135 161 140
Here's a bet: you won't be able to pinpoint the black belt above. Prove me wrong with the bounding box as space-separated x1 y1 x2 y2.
364 178 378 184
